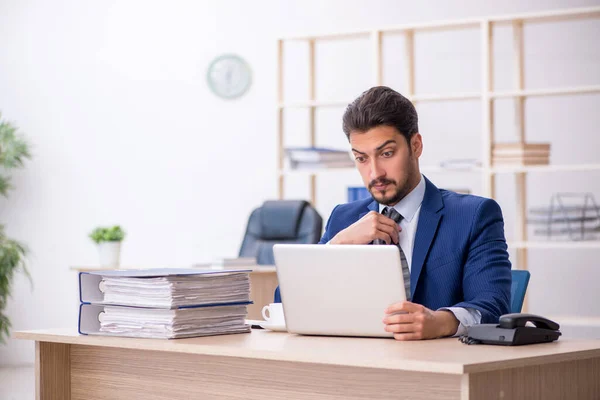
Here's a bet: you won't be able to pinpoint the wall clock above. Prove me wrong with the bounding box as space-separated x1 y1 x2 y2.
206 54 252 99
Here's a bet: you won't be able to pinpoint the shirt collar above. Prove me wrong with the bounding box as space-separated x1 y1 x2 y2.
378 175 425 222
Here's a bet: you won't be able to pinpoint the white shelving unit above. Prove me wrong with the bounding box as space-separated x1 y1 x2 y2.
276 7 600 322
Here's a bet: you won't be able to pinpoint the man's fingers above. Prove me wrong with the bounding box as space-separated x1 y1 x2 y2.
385 323 417 333
386 301 424 314
377 224 398 244
374 231 392 245
393 332 423 341
383 313 413 325
377 214 401 231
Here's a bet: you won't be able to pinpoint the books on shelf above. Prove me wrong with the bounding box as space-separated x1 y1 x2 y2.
492 142 550 166
78 268 252 339
438 159 482 170
285 147 354 169
290 160 356 169
492 143 550 153
493 156 550 166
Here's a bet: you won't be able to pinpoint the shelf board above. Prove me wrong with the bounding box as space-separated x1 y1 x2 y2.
491 164 600 174
490 6 600 25
279 165 484 177
491 85 600 99
421 165 481 173
280 164 600 176
279 167 357 177
508 241 600 249
278 92 483 108
280 7 600 41
278 85 600 108
278 100 349 109
280 31 371 42
410 92 481 102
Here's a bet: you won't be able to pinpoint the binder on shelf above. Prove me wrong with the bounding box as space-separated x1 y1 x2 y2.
285 147 351 162
290 160 355 169
347 186 371 202
285 147 354 169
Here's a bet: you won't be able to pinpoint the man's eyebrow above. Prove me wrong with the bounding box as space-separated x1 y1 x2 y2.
375 140 397 152
352 140 397 155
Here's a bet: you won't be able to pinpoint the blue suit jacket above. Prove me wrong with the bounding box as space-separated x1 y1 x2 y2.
318 177 511 324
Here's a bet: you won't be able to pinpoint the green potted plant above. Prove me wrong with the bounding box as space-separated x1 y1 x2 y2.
0 113 31 343
89 225 126 267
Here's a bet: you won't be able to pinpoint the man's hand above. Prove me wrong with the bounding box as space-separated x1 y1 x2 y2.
383 301 459 340
329 211 400 245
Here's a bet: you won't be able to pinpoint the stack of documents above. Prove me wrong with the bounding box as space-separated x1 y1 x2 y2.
79 268 252 339
285 147 354 169
97 304 250 339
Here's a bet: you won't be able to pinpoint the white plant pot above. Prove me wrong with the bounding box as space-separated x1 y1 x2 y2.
97 241 122 267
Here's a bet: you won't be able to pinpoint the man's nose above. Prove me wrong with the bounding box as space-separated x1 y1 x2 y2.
369 159 385 181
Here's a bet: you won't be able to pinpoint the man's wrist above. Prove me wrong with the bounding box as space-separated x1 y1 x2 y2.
434 310 460 337
329 235 341 244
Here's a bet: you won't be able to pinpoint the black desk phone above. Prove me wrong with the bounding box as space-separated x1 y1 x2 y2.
459 313 561 346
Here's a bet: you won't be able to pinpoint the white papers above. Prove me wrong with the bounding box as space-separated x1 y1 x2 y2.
79 269 252 339
98 304 250 339
101 272 250 308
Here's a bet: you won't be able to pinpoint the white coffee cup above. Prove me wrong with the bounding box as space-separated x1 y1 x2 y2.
261 303 285 325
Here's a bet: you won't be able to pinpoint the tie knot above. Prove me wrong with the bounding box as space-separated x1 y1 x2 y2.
383 207 403 223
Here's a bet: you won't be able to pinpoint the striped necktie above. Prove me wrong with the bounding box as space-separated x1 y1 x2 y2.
381 206 412 301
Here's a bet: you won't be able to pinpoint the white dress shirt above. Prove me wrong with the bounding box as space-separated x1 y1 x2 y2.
378 175 481 337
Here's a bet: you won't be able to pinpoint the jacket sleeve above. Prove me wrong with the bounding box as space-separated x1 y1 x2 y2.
452 198 512 323
318 205 340 244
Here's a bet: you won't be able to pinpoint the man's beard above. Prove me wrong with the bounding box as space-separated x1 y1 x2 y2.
368 178 407 206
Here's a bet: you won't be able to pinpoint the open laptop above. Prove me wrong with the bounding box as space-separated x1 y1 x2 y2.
273 244 407 338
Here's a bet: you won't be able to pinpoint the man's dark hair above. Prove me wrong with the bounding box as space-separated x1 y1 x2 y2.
342 86 419 144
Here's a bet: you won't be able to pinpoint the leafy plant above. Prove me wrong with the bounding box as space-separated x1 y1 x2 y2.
89 225 126 244
0 113 31 343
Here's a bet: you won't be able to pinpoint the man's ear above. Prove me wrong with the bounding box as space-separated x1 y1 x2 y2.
411 133 423 157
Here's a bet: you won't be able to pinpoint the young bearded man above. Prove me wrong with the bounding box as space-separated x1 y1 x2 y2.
319 86 511 341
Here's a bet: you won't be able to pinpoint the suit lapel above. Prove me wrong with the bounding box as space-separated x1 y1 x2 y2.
410 177 444 298
358 198 379 219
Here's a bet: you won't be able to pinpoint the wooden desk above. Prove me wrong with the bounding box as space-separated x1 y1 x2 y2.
16 329 600 400
70 266 278 320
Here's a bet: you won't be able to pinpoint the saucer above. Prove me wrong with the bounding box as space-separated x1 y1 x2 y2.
246 319 287 332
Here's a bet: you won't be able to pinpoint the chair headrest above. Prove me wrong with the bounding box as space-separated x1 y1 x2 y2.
260 200 309 240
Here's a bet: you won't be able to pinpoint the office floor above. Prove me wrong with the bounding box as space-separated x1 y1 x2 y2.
0 366 34 400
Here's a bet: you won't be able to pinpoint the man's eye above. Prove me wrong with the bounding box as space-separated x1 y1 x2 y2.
382 151 394 158
355 157 366 163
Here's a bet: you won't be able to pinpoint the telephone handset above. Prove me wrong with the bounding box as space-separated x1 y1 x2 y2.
498 313 560 331
459 313 561 346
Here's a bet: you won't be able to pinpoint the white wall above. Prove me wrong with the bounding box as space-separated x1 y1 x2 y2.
1 0 599 365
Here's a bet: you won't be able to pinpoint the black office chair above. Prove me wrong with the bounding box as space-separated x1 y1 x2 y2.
239 200 323 265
